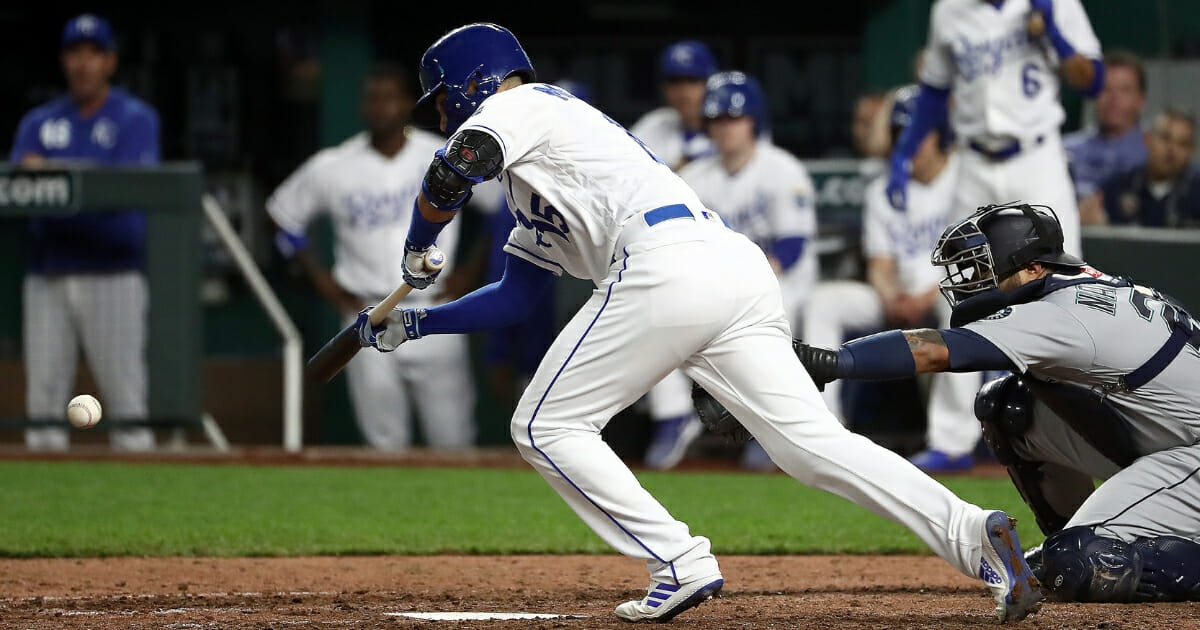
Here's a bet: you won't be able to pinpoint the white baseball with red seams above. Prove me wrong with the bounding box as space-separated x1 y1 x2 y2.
67 394 102 429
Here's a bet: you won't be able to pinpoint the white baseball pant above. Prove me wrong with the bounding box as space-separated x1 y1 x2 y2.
510 217 996 586
24 271 154 452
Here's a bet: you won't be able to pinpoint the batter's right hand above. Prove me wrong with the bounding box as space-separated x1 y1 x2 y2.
402 246 443 290
885 157 911 211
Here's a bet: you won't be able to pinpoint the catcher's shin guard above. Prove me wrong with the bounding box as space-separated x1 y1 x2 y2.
1041 527 1200 602
975 374 1080 535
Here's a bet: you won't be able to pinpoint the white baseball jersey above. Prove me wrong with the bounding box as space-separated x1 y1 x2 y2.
921 0 1101 140
266 129 459 302
862 153 962 295
460 84 708 286
629 107 713 170
678 140 818 317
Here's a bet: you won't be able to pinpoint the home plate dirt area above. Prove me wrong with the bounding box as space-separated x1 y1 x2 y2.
1 554 1196 629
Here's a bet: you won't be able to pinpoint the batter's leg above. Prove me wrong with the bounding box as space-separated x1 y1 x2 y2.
344 329 412 450
403 333 476 449
800 280 884 423
23 274 75 451
685 327 1012 584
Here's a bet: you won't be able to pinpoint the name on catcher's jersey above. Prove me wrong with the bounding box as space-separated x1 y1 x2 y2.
265 129 459 302
458 83 710 286
861 153 962 295
921 0 1101 141
962 271 1200 450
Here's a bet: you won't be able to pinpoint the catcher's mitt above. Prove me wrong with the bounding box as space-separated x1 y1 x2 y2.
691 381 751 445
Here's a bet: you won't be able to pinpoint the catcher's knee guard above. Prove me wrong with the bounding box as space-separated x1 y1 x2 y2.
1040 527 1200 602
975 374 1071 534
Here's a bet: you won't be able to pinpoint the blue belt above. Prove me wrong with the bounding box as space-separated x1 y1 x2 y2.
968 135 1044 161
644 204 729 228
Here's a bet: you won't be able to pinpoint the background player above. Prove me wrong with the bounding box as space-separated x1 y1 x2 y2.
10 13 158 452
267 62 475 451
785 203 1200 603
887 0 1106 257
803 84 983 473
358 22 1043 623
630 39 719 470
678 70 818 470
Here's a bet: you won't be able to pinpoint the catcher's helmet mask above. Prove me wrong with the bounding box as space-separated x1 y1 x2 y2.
932 202 1086 306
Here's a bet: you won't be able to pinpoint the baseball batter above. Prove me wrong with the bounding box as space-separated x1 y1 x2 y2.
267 64 474 450
888 0 1105 257
785 203 1200 603
803 85 983 472
357 23 1043 623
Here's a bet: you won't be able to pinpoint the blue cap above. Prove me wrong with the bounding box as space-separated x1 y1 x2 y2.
62 14 115 51
554 79 594 105
659 40 717 80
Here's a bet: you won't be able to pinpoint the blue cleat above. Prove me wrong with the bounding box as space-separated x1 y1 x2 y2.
644 415 703 470
908 449 974 474
980 511 1044 623
614 575 724 623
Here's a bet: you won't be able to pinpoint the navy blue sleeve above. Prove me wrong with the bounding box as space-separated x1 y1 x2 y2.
835 330 917 380
771 236 806 270
889 83 950 166
419 253 556 335
940 328 1015 372
10 112 43 163
116 107 160 165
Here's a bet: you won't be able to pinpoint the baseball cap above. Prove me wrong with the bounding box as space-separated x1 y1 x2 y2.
659 40 717 80
62 14 116 51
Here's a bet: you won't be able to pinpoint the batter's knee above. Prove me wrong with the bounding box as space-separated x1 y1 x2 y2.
1039 526 1200 602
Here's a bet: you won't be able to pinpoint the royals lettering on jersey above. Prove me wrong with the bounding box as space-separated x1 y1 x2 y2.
9 87 160 274
921 0 1101 140
266 129 459 301
863 154 962 294
456 83 708 286
962 272 1200 449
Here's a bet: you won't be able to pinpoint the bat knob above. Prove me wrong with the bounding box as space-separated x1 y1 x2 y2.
425 248 447 270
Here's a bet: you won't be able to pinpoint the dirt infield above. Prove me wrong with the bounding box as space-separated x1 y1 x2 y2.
2 554 1197 629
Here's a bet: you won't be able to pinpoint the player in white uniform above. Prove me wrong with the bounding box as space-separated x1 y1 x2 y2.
626 40 720 470
678 71 818 470
887 0 1106 258
804 85 983 473
267 63 475 450
355 23 1043 624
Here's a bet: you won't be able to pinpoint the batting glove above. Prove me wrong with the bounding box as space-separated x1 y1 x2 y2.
403 244 443 290
885 157 911 211
354 307 426 352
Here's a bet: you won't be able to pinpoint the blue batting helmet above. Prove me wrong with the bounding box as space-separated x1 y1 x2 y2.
412 23 536 136
890 83 954 151
659 40 717 80
702 71 769 137
553 79 594 105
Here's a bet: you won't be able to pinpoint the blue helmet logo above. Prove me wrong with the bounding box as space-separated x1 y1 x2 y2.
413 23 536 137
702 71 769 137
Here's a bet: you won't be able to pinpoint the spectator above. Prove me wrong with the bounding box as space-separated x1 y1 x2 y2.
1066 50 1149 220
266 62 477 450
1094 107 1200 227
9 13 159 452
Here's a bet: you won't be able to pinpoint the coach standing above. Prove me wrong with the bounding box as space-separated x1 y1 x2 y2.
9 13 160 451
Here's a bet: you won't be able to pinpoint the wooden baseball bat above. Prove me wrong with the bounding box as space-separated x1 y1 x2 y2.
305 248 447 383
1028 10 1045 36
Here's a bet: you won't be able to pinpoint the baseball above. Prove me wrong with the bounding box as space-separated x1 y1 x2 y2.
67 394 102 429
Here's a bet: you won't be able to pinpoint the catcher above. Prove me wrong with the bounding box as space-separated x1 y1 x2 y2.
693 202 1200 603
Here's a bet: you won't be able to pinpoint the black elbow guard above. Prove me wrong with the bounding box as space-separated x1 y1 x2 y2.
422 128 505 211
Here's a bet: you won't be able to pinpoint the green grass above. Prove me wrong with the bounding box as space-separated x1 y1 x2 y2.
0 461 1043 558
